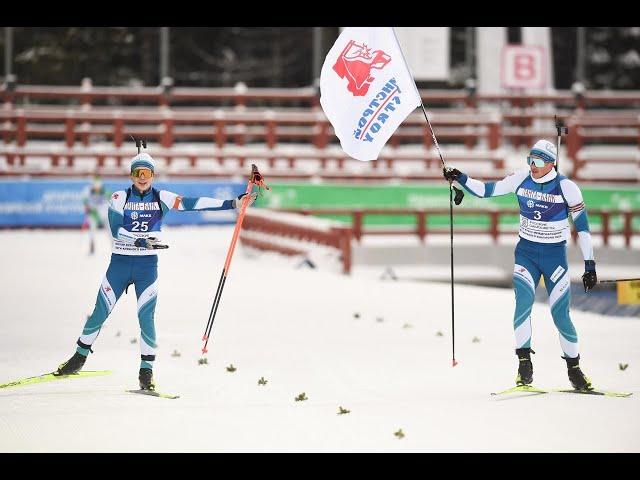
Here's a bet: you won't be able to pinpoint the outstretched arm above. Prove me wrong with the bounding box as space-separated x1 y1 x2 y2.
159 191 257 214
443 168 529 198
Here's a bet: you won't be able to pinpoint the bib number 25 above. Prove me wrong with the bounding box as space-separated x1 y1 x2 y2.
131 221 149 231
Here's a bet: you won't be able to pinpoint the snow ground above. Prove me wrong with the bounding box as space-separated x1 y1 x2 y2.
0 226 638 452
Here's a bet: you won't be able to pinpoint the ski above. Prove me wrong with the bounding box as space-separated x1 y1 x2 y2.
0 370 112 390
491 385 548 396
491 384 632 398
126 389 180 399
553 388 632 398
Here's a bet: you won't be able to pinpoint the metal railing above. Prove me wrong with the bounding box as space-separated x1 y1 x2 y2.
279 208 640 248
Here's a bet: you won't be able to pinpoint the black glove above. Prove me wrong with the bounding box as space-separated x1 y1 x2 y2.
582 260 597 292
443 167 463 182
134 237 168 249
232 192 258 209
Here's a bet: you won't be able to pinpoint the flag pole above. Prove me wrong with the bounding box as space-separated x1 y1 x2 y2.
390 28 446 169
390 27 460 367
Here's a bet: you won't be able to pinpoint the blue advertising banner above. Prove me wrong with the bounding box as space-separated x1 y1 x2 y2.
0 179 246 227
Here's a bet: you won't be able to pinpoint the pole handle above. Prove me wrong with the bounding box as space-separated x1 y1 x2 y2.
250 163 270 190
554 115 569 135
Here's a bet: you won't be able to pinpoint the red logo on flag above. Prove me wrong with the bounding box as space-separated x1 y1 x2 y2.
105 286 112 292
333 40 391 97
112 193 119 199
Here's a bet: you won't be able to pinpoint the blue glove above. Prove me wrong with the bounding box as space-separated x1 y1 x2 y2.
582 260 597 292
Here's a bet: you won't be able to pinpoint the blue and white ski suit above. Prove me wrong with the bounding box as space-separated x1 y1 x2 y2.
75 186 235 370
455 168 594 358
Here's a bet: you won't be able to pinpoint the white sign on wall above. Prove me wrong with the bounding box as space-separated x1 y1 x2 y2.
501 45 546 89
394 27 450 80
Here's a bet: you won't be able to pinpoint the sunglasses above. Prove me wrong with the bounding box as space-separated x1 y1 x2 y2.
527 156 552 168
131 168 154 178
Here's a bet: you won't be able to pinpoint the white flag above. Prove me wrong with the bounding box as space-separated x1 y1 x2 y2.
320 27 422 161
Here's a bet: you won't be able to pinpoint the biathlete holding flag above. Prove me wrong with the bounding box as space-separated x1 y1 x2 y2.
443 139 597 391
55 152 257 390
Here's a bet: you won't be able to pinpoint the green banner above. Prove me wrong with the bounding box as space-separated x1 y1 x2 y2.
256 183 640 230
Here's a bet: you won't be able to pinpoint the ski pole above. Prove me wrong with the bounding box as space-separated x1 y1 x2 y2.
448 182 458 367
598 277 640 284
201 164 269 354
392 26 461 367
418 103 460 367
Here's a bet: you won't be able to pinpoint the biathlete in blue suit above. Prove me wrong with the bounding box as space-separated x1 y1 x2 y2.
55 152 257 390
443 139 598 390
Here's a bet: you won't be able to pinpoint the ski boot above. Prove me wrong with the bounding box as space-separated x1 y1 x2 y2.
515 347 535 386
54 351 87 376
564 355 592 391
139 368 155 391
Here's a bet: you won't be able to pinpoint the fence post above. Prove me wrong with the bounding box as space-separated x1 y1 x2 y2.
161 116 174 148
335 228 352 275
423 124 432 150
353 210 363 242
490 210 499 244
215 120 226 148
65 116 75 148
266 117 276 149
384 155 394 170
267 152 276 169
601 210 610 246
488 113 501 150
566 119 580 177
113 115 123 147
314 115 328 149
417 211 426 243
623 211 632 248
16 111 26 146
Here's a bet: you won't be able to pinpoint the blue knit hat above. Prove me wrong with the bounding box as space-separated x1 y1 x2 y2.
130 153 156 173
529 139 557 163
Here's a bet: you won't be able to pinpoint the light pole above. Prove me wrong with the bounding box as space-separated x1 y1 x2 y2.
576 27 586 84
4 27 13 81
160 27 170 83
312 27 323 88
